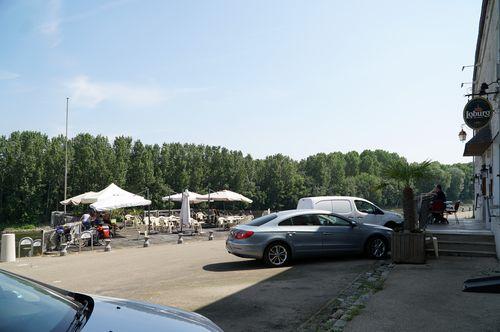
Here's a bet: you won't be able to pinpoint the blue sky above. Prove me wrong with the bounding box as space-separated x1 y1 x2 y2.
0 0 481 163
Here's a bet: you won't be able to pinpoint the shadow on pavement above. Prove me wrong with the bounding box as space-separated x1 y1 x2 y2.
203 259 269 272
197 256 372 332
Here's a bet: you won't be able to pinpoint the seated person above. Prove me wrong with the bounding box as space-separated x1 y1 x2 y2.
430 184 447 223
81 211 91 230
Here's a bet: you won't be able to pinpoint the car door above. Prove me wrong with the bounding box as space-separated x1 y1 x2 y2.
317 214 364 252
353 200 380 225
279 214 323 254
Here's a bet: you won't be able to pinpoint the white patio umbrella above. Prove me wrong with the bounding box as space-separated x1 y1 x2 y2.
90 195 151 211
162 190 206 204
60 191 98 206
180 190 192 232
199 190 253 204
60 183 142 206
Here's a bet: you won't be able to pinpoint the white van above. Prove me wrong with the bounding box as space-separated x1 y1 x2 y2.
297 196 403 229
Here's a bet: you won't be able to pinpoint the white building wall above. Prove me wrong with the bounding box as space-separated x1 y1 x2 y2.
473 0 500 245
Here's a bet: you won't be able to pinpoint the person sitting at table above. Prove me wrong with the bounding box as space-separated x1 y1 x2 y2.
81 211 91 230
430 184 447 223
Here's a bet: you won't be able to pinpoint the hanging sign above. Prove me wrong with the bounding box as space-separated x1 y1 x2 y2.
463 97 493 129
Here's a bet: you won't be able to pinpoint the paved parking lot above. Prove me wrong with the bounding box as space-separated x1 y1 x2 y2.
1 239 374 331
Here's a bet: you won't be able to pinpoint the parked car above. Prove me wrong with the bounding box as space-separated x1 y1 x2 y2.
0 269 222 332
297 196 403 230
226 209 393 267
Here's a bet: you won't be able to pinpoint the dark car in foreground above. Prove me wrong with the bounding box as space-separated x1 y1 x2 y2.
0 269 222 332
226 209 393 267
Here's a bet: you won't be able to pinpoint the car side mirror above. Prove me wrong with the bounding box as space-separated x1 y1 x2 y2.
350 221 357 227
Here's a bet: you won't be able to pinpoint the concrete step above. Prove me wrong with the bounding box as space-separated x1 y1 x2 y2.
426 248 497 257
428 233 495 243
424 231 497 257
433 240 496 253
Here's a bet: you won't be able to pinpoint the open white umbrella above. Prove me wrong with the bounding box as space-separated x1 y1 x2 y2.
60 183 143 206
180 190 192 231
60 191 98 206
90 195 151 211
162 190 206 204
199 190 252 204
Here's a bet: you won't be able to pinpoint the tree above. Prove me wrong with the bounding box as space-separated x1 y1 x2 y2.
360 150 381 175
344 151 360 177
112 136 132 187
384 160 431 231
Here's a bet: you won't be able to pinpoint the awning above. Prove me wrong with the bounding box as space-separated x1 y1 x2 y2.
463 125 492 156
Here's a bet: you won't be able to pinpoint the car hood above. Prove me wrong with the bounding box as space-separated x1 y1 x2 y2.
82 295 222 332
384 210 404 222
360 223 393 232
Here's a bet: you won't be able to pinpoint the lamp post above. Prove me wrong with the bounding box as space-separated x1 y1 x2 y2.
458 124 467 142
64 97 69 214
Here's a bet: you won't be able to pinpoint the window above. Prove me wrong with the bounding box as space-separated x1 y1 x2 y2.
332 200 352 214
317 214 351 226
247 213 277 226
314 200 332 211
0 271 79 332
278 218 292 226
354 200 376 214
278 214 320 226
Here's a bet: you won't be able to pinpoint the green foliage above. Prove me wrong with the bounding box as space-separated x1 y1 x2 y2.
0 132 474 226
384 160 432 187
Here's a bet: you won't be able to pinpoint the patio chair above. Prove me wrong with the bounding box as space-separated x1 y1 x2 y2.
429 200 447 224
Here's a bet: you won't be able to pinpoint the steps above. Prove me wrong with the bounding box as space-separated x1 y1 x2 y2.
425 231 497 258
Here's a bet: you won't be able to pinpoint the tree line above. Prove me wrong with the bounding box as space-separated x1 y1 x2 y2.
0 131 473 226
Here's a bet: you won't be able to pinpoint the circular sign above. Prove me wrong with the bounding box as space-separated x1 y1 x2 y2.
463 97 493 129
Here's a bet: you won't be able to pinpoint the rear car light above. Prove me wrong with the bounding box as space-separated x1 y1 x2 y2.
234 230 254 240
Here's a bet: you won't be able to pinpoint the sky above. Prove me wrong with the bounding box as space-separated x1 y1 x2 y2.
0 0 482 163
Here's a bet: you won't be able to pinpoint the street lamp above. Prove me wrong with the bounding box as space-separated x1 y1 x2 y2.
458 125 467 142
64 97 69 214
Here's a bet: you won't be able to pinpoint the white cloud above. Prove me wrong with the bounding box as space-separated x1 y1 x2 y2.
39 0 62 47
67 75 170 108
0 71 20 80
38 0 132 47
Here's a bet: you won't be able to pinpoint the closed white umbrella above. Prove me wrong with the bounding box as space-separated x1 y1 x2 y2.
180 190 192 232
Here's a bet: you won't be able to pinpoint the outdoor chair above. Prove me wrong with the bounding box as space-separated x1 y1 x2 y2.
429 201 447 224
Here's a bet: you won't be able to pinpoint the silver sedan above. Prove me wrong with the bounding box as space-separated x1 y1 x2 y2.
226 209 393 267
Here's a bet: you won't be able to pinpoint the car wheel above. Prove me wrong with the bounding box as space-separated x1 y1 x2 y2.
366 237 388 259
385 221 402 232
264 242 290 267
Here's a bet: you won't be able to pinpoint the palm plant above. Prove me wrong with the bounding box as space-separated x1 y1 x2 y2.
384 160 431 232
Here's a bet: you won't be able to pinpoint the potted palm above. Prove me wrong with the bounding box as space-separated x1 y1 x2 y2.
384 159 431 263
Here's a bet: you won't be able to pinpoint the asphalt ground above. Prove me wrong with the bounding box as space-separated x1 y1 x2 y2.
345 256 500 332
1 238 374 331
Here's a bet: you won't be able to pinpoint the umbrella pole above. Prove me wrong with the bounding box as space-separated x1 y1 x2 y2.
147 188 151 235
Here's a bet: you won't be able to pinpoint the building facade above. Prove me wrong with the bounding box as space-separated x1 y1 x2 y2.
465 0 500 252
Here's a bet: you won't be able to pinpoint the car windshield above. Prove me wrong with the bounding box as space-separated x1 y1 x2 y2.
0 271 79 332
246 213 278 226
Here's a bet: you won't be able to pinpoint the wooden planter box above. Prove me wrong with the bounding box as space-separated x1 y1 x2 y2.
391 232 426 264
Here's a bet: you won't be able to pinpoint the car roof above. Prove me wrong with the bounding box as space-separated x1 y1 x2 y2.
275 209 333 218
299 196 368 202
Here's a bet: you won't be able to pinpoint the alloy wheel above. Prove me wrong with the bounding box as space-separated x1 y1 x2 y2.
268 244 288 266
369 238 386 258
